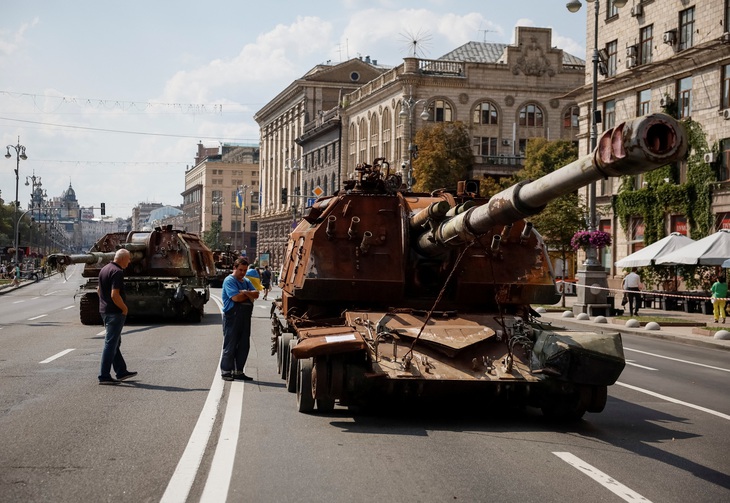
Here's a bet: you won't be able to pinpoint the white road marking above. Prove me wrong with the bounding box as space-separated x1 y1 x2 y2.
553 452 652 502
30 296 39 300
616 381 730 420
43 291 62 296
96 330 106 336
199 381 245 503
624 347 730 373
159 371 226 503
40 348 75 364
28 314 47 321
625 360 657 371
12 300 25 304
63 305 74 310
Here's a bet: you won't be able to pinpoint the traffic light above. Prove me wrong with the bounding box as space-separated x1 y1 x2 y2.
281 188 288 205
100 203 106 215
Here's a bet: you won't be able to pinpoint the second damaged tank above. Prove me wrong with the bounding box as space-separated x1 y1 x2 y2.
49 225 215 324
271 113 687 419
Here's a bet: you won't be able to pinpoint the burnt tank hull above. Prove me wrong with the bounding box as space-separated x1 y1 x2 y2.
271 114 687 419
50 226 214 325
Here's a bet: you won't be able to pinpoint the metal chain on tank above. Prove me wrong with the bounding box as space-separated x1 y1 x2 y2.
402 242 475 368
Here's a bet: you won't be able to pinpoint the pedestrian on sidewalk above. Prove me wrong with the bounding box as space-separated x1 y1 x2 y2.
711 275 728 324
622 267 642 317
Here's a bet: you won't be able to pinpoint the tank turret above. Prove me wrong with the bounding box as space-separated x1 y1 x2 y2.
270 114 687 419
49 225 215 324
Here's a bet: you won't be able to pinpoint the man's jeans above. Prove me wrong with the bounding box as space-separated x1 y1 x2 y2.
221 303 254 374
99 313 128 380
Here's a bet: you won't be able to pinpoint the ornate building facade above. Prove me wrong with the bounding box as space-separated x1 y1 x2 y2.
569 0 730 280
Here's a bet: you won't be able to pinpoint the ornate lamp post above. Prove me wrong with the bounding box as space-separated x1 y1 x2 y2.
5 137 28 264
235 184 250 253
399 95 430 189
25 172 43 257
567 0 627 314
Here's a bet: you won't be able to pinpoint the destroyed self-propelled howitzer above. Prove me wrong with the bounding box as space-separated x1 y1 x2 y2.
48 225 215 324
271 113 687 419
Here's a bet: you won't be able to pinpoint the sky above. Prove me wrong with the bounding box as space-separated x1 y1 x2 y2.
0 0 588 219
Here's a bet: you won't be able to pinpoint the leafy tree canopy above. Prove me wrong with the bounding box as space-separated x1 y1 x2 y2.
412 121 472 192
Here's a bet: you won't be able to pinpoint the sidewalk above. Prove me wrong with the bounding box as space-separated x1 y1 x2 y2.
539 294 730 352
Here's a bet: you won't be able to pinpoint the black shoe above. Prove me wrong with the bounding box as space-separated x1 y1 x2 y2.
221 373 234 381
233 373 254 381
99 378 121 385
117 371 138 381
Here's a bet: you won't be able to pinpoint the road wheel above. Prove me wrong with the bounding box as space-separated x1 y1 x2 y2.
286 339 298 393
296 358 315 413
316 398 335 412
280 333 293 380
541 388 588 422
79 294 102 325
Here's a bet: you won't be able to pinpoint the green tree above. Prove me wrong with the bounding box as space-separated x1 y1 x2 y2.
412 121 472 192
203 220 222 249
516 138 584 307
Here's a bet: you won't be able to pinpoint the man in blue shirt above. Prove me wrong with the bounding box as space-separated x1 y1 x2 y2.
220 258 259 381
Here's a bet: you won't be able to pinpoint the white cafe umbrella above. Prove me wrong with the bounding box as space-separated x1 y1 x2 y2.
656 229 730 266
614 232 695 268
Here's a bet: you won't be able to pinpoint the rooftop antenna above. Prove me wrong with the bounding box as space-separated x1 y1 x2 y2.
479 29 496 42
399 28 432 58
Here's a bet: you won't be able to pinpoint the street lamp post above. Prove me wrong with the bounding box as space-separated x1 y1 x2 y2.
5 137 28 265
235 184 249 254
566 0 627 314
25 173 43 258
399 95 430 189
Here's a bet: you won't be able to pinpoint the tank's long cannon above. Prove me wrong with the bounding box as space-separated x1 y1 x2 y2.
47 243 147 268
416 113 687 256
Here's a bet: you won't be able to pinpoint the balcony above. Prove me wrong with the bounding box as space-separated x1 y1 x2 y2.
472 155 525 177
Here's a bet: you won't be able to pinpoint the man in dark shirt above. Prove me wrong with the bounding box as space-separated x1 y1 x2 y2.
97 249 136 385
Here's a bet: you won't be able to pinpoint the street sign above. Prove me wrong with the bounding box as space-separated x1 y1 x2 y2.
306 197 316 207
312 186 324 197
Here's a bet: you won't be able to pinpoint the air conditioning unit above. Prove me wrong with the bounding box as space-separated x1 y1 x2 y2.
626 45 638 58
724 109 730 120
502 139 511 146
663 30 677 45
704 153 715 164
631 4 643 17
626 56 637 69
721 32 730 44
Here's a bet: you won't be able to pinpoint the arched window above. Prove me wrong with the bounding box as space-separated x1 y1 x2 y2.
381 108 392 161
323 175 328 195
358 118 367 163
562 105 580 129
395 103 403 162
331 172 336 194
370 113 379 161
348 122 357 171
518 104 544 127
473 101 499 125
425 99 453 122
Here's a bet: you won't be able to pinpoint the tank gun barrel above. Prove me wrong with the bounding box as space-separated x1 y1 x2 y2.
47 244 148 269
417 113 686 255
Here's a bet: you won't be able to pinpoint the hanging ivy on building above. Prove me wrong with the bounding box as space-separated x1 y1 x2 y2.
613 116 715 243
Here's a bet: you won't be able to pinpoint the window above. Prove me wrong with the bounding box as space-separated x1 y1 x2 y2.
518 104 544 127
473 101 498 125
637 89 651 116
630 217 645 253
607 1 620 18
382 108 392 161
394 103 403 163
370 113 379 161
678 76 692 119
719 138 730 181
562 106 580 133
474 137 498 157
604 100 616 130
679 7 695 51
426 99 453 122
359 118 367 163
606 40 618 77
722 63 730 110
349 123 357 170
639 25 653 65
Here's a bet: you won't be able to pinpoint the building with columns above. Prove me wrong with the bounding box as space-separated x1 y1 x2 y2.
254 57 386 269
567 0 730 280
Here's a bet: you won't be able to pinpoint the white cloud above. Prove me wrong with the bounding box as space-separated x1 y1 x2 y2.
0 17 39 56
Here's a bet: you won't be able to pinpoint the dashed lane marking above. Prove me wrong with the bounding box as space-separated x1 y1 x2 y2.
553 452 652 502
40 349 75 364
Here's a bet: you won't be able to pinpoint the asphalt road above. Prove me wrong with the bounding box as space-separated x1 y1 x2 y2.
0 264 728 503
